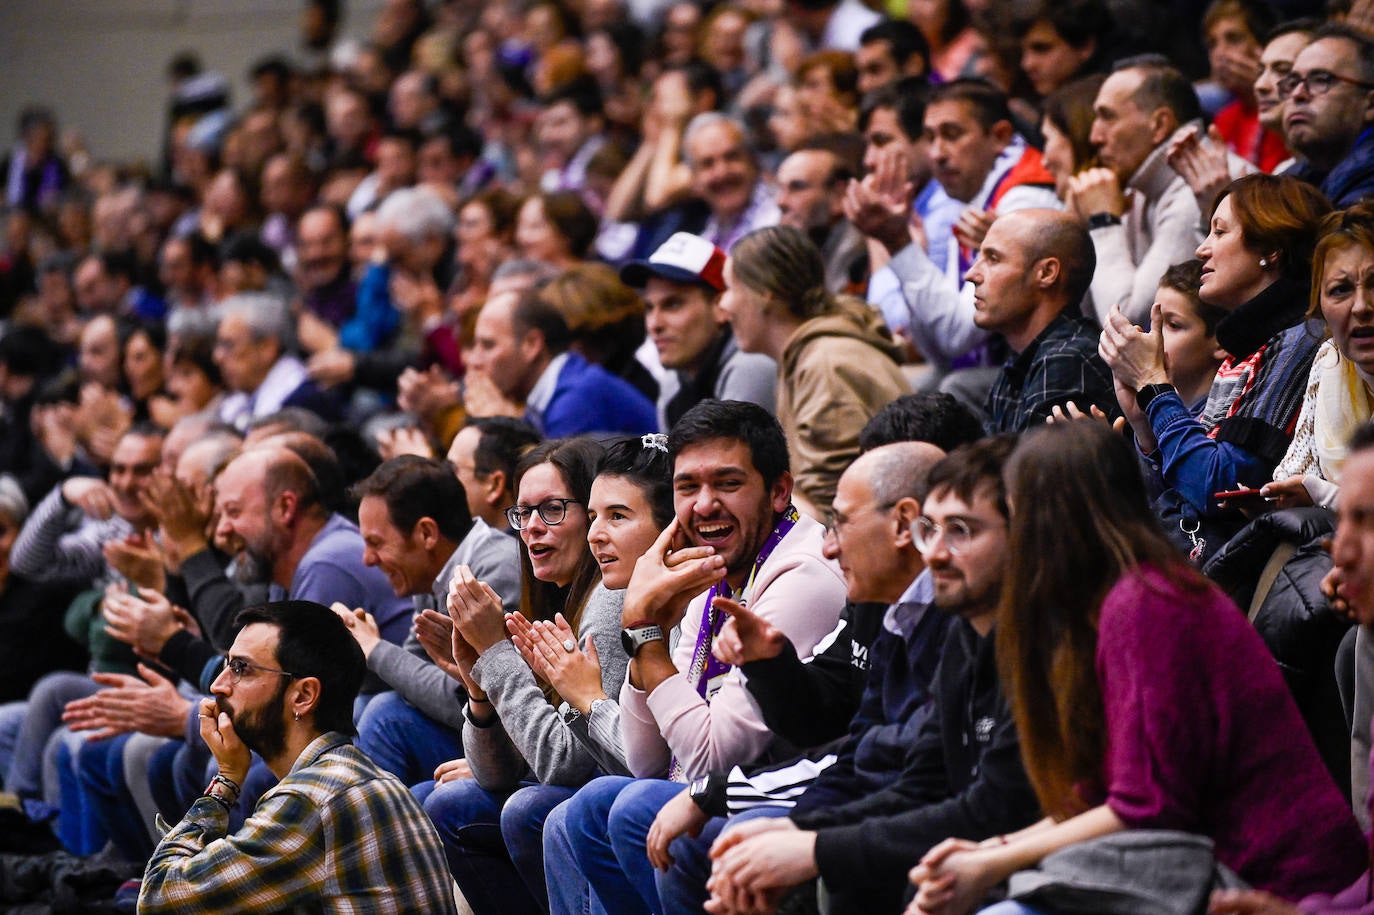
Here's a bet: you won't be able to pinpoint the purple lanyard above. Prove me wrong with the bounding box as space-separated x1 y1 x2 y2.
684 506 800 700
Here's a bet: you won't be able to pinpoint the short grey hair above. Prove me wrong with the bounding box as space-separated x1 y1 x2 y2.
216 291 292 344
0 474 28 526
860 442 946 506
375 186 456 245
682 112 747 169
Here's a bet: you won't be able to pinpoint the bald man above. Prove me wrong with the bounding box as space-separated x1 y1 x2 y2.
968 209 1117 433
213 446 411 643
636 442 955 914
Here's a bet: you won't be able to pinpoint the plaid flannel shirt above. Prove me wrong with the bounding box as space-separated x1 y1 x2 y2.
984 311 1117 434
139 732 458 914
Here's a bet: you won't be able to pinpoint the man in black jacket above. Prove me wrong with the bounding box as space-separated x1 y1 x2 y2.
704 436 1041 915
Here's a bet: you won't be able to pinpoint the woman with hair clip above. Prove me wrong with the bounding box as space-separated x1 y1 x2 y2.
413 436 627 915
505 433 674 778
721 224 909 518
1100 173 1330 561
908 422 1364 915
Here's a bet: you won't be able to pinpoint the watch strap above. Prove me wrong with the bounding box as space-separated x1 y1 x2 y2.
1135 382 1176 412
1087 212 1122 230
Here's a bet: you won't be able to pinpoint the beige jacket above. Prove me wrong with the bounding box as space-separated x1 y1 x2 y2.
778 297 910 517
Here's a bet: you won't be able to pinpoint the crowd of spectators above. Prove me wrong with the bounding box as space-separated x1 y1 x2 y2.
9 0 1374 910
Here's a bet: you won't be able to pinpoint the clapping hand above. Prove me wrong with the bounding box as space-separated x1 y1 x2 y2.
447 565 510 653
507 612 605 710
1166 123 1232 217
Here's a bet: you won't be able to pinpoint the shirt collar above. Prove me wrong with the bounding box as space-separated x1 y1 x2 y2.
526 351 570 415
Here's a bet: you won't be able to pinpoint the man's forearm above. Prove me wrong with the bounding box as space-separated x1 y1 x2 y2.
629 642 678 694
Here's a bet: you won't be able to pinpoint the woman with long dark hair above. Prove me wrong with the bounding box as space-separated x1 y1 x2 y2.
909 422 1364 914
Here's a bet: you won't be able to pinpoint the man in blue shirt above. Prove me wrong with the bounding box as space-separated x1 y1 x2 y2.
467 287 658 438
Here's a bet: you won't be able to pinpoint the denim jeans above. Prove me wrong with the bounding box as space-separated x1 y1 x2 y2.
6 671 98 802
655 806 791 915
419 776 544 915
500 783 579 910
546 776 643 915
355 690 464 785
547 775 683 915
73 734 157 861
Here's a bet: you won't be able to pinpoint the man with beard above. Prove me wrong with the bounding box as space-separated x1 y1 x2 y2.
703 436 1040 915
540 399 847 915
212 445 410 643
139 600 459 913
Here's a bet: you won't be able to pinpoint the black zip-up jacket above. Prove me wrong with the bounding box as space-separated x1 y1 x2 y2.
790 619 1041 912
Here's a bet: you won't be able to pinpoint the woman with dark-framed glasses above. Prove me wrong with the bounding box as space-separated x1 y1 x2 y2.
414 436 633 915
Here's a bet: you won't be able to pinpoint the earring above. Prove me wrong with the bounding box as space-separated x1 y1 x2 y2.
293 712 300 721
1259 258 1270 267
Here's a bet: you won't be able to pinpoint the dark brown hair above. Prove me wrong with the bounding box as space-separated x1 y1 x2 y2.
1042 74 1106 175
997 422 1205 820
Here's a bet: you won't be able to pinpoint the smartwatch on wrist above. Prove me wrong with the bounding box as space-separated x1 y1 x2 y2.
1135 382 1176 412
621 622 665 658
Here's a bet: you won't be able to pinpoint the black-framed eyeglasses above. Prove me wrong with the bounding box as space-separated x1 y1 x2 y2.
506 498 581 531
222 656 298 683
1277 69 1374 99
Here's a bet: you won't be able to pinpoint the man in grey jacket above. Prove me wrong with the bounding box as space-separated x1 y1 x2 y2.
342 455 521 785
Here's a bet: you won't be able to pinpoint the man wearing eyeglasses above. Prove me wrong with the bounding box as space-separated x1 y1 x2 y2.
139 599 459 913
1283 24 1374 207
706 436 1039 915
636 440 947 914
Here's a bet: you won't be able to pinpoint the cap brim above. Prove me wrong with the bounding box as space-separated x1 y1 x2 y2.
620 260 719 290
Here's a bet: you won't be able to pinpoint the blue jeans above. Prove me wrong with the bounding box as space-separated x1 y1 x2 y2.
656 806 791 915
548 775 683 915
607 779 687 912
73 734 155 861
547 776 642 915
501 783 578 910
420 776 544 915
355 691 464 785
6 671 97 802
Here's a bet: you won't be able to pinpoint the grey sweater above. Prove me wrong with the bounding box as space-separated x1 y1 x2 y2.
465 584 629 790
366 519 522 730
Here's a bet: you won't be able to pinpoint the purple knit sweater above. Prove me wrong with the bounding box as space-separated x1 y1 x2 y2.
1091 565 1365 900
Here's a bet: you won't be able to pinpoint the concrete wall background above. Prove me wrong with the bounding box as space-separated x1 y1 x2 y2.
0 0 383 166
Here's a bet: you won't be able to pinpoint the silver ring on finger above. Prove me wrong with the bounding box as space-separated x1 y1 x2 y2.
563 639 576 653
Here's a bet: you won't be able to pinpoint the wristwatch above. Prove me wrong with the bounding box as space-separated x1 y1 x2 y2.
1087 211 1122 230
688 773 726 814
1135 382 1176 412
621 622 665 657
